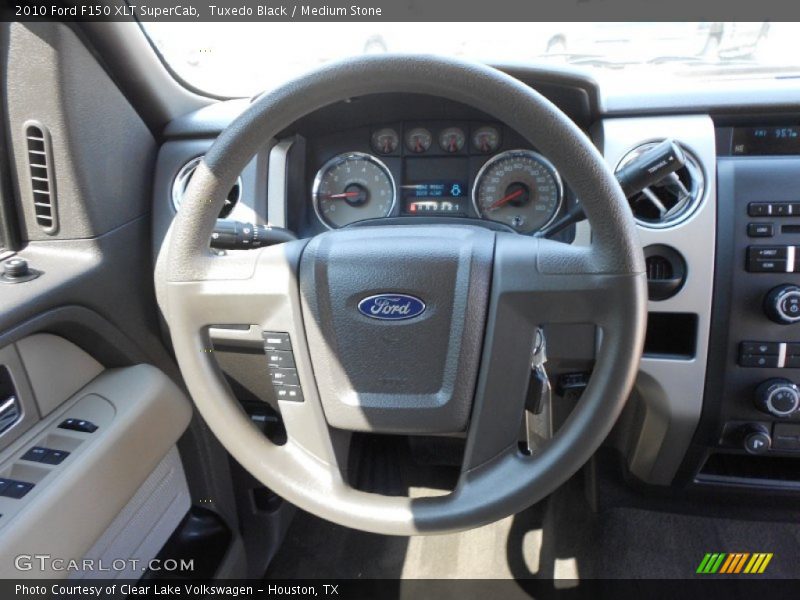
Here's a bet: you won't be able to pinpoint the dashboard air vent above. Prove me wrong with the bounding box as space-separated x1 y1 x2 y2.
172 156 242 219
616 141 704 229
644 245 687 301
24 122 57 234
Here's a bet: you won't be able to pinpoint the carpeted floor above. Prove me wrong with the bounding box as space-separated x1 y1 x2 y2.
266 476 800 580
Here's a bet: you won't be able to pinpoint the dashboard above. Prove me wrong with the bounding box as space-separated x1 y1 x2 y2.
150 64 800 504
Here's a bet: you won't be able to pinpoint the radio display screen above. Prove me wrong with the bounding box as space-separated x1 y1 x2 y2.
732 126 800 156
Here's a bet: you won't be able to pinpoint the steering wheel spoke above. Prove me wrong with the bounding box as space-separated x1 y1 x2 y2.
461 234 645 471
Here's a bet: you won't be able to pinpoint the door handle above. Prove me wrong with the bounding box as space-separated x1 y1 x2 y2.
0 395 21 434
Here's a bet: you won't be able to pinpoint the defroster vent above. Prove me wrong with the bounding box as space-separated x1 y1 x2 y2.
23 121 57 234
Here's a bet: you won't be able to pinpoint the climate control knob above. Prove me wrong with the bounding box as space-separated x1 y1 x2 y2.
765 284 800 324
755 378 800 418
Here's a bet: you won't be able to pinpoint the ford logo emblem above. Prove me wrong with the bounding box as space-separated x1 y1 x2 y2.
357 294 426 321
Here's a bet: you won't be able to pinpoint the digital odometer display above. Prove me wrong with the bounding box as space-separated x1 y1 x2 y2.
403 181 468 215
732 126 800 156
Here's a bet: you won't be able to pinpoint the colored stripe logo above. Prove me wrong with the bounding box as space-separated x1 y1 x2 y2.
696 553 773 574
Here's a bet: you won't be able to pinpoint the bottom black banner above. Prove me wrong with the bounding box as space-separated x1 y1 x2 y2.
3 579 800 600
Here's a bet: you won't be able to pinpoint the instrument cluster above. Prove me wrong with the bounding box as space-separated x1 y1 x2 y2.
310 122 565 234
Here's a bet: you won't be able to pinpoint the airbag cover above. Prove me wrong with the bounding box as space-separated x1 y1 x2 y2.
299 225 494 433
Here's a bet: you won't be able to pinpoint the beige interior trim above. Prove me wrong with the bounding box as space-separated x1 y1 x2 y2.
70 446 190 581
15 334 104 418
0 364 192 578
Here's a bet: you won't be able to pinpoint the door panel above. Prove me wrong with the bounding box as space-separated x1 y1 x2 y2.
0 335 192 578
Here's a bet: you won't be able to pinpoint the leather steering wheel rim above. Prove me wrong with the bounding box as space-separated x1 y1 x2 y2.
156 55 646 535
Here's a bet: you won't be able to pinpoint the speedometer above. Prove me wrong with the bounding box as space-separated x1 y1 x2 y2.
312 152 396 229
472 150 562 234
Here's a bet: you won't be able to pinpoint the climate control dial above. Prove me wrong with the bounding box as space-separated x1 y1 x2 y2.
765 284 800 324
755 378 800 418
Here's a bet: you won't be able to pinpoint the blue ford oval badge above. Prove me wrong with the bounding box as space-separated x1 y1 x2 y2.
357 294 426 321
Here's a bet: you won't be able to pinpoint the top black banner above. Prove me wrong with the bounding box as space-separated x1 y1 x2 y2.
4 0 800 22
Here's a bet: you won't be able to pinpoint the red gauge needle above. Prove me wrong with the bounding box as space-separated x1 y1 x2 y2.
325 192 361 199
488 188 524 210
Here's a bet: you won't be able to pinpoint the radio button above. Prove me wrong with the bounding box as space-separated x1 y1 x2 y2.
747 258 786 272
748 203 772 216
749 246 787 260
748 223 775 238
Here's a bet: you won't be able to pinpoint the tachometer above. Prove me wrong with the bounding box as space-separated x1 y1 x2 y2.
313 152 396 229
472 150 562 234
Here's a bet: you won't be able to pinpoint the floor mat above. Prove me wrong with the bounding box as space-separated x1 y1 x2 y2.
266 479 800 580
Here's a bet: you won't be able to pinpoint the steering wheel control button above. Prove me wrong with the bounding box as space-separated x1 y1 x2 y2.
765 284 800 323
266 350 295 369
0 479 34 499
748 223 775 238
268 367 299 387
275 386 304 402
262 332 292 352
744 430 772 455
58 418 98 433
755 378 800 418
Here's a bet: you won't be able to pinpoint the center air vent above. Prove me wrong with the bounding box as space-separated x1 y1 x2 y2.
24 121 57 234
616 141 704 229
172 156 241 219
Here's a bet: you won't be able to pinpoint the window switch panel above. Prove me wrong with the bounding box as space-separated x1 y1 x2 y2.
20 447 49 463
40 449 70 465
0 479 34 499
58 418 98 433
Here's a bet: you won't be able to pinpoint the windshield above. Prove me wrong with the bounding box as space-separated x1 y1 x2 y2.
141 22 796 98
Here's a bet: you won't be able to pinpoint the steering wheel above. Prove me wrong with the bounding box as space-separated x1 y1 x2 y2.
156 55 646 535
